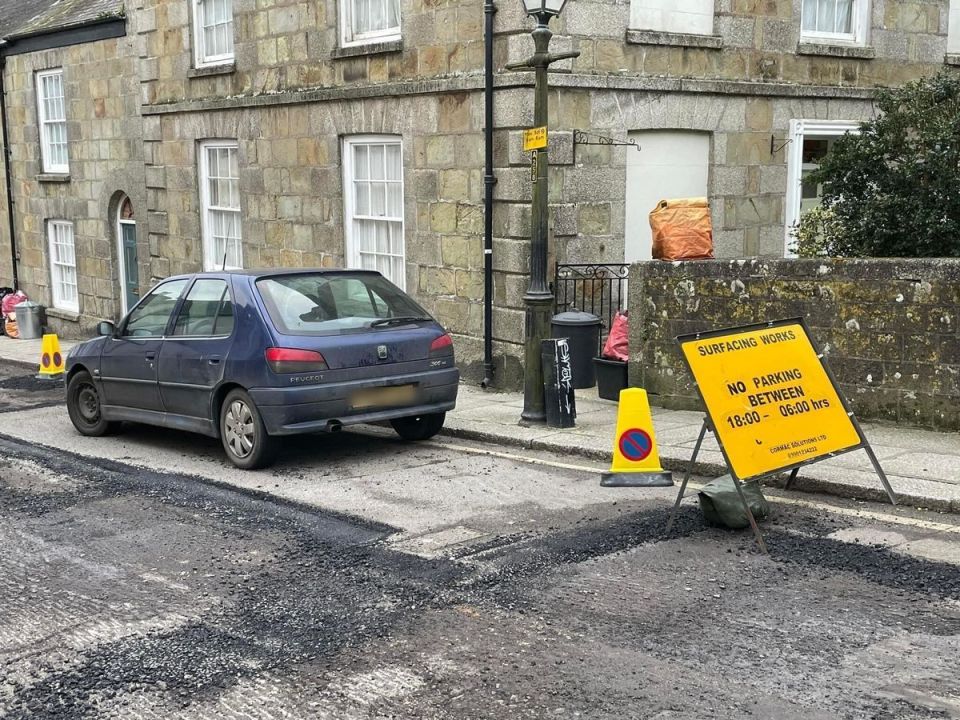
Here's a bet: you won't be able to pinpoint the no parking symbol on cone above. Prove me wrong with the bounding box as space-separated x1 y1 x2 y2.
600 388 673 487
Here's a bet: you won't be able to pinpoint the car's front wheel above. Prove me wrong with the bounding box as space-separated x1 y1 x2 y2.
220 389 277 470
66 371 121 437
390 412 445 441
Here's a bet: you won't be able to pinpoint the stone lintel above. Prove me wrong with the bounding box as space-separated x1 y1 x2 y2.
37 173 71 183
625 29 723 49
796 42 876 59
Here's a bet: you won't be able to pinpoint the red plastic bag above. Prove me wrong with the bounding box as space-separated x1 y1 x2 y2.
1 290 26 316
602 311 628 362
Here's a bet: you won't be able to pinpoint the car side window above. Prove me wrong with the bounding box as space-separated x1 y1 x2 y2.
173 279 233 337
123 279 189 338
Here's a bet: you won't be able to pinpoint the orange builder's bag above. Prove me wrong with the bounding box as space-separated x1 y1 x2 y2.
648 197 714 261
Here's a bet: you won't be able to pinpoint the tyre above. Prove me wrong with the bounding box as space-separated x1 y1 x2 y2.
390 412 445 441
220 388 277 470
66 371 121 437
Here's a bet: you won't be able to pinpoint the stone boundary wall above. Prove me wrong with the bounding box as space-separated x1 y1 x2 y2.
628 258 960 431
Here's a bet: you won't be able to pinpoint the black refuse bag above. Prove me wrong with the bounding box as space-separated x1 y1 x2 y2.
698 475 770 529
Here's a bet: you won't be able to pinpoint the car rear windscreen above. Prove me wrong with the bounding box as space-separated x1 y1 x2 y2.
256 273 431 336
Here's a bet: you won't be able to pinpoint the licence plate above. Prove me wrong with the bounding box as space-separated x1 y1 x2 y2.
350 384 417 409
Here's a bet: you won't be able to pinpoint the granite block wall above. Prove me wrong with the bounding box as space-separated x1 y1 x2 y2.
629 258 960 430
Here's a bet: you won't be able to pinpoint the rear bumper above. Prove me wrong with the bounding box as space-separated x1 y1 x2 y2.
249 367 459 435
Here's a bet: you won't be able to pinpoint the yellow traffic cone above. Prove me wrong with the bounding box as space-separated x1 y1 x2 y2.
37 333 65 381
600 387 673 487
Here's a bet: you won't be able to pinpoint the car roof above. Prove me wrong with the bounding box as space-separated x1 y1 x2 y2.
165 268 384 281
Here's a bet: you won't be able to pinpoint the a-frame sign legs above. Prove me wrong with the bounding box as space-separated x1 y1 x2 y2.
863 441 898 506
728 466 768 554
664 421 707 535
665 419 768 554
784 467 799 490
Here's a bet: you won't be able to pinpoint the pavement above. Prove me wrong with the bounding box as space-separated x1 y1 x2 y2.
2 333 958 513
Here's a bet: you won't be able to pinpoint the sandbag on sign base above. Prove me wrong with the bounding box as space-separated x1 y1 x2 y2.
698 475 770 529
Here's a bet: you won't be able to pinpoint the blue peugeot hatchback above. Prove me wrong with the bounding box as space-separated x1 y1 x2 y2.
65 269 459 469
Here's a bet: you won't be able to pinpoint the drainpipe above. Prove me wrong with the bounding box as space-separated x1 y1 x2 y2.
0 50 18 290
481 0 497 388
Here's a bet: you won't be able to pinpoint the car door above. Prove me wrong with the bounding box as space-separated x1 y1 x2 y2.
158 278 236 420
99 278 190 412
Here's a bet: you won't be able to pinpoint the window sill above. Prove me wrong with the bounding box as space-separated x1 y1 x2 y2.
37 173 70 183
188 62 235 78
46 307 80 322
625 29 722 49
332 38 403 59
796 42 875 59
945 53 960 66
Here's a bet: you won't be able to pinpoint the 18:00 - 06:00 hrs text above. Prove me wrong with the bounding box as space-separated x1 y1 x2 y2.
725 398 830 429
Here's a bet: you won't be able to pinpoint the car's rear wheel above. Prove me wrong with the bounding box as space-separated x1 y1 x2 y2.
390 412 445 441
66 371 121 437
220 389 277 470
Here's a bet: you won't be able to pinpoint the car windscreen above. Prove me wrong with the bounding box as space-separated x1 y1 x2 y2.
256 273 432 336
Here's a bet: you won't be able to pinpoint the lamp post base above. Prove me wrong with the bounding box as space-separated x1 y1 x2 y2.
520 292 553 423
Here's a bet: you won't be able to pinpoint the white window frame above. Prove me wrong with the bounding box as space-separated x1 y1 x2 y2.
36 69 68 174
342 135 406 289
628 0 716 36
192 0 235 68
949 0 960 54
48 220 79 312
199 140 243 271
339 0 401 48
800 0 870 45
784 119 860 257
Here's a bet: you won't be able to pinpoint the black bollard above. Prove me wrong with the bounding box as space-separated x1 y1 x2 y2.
542 338 576 428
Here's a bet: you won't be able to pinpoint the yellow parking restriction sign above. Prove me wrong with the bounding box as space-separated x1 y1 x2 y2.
523 126 547 151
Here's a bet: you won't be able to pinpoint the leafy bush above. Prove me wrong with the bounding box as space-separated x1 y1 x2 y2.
792 72 960 258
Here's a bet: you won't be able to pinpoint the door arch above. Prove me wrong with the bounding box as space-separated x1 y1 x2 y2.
116 195 139 315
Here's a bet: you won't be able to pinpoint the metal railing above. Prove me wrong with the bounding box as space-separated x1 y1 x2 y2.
553 263 629 353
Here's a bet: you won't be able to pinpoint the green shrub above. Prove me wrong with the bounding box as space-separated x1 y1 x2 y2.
792 72 960 258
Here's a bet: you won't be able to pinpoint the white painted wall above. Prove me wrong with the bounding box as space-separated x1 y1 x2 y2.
629 0 715 35
624 130 710 262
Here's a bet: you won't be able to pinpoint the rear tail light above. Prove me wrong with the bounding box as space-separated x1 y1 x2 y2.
429 333 454 357
265 347 328 374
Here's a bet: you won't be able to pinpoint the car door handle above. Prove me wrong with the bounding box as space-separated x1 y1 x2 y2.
207 356 221 365
145 351 156 361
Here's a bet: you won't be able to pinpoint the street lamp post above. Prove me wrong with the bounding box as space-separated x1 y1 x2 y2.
507 0 579 423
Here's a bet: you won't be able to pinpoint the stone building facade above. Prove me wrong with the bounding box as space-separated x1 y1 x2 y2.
0 1 146 336
1 0 957 386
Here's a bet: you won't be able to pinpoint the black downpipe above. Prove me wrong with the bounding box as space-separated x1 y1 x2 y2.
0 54 18 290
481 0 497 388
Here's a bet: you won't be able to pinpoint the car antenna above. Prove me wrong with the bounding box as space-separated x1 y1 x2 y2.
221 249 228 271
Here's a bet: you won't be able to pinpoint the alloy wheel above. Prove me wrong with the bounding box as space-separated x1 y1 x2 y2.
224 400 255 459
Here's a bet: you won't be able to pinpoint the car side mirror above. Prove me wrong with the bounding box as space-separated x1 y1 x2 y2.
97 320 116 337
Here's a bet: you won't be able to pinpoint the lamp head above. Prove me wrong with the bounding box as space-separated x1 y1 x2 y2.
521 0 568 18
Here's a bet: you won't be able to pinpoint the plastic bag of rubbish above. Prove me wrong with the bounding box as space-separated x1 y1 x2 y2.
648 197 714 261
698 475 769 529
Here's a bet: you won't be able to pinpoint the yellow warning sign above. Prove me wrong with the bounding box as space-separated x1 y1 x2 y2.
678 319 862 481
600 387 673 487
522 126 547 151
